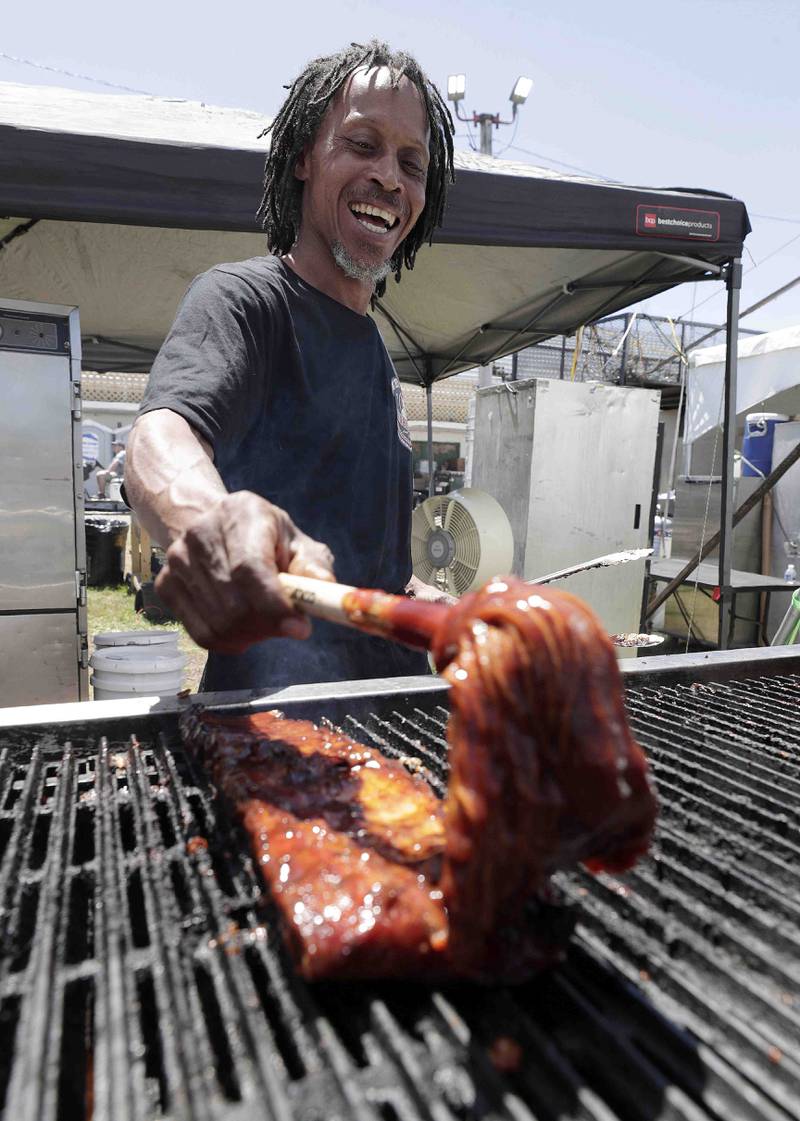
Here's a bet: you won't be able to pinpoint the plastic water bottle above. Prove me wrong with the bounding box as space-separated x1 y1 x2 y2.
784 562 797 583
772 588 800 646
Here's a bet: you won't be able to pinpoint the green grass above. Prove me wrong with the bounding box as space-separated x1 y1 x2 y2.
87 583 206 692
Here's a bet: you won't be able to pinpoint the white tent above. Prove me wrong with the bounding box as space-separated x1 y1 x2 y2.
686 324 800 444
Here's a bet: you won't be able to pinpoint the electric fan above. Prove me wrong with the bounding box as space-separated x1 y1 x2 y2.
411 487 514 596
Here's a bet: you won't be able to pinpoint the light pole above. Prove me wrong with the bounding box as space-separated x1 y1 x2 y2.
446 74 532 156
447 73 533 387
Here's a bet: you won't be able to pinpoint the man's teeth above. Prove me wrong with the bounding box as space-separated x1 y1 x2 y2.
349 203 398 232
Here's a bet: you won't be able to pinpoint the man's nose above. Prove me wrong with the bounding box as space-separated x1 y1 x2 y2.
370 150 401 192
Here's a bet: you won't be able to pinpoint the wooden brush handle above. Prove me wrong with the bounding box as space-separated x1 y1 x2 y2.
277 573 357 625
277 573 446 651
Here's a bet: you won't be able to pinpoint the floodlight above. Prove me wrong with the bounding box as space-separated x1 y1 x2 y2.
447 74 466 103
509 76 533 106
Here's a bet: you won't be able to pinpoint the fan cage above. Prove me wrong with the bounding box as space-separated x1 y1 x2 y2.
411 496 483 595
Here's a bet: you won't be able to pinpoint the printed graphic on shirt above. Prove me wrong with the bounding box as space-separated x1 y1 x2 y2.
391 372 412 451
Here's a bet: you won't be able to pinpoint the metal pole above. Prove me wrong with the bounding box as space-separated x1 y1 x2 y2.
426 381 435 498
477 114 494 156
618 312 632 385
717 258 742 649
641 421 664 631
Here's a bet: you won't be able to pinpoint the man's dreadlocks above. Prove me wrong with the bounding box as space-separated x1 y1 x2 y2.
257 40 455 299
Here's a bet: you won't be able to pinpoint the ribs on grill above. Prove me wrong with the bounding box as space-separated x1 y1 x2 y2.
182 577 658 981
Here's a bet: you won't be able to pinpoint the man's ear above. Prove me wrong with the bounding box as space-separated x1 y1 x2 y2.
294 144 311 182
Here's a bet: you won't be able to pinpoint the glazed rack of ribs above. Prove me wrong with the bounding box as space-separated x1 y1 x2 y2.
0 643 799 1121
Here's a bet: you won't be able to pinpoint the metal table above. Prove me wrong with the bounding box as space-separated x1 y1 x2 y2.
648 557 799 647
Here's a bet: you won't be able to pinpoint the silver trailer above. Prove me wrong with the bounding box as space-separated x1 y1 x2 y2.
0 297 88 705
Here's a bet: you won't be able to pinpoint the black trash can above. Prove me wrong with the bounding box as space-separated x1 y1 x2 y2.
85 524 124 586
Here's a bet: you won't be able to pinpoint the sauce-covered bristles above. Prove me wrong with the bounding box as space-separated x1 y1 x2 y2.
431 578 658 970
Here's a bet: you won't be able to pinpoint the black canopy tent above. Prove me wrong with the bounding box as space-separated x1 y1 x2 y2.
0 82 750 645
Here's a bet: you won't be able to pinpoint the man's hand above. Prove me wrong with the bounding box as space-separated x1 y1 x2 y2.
155 491 336 653
126 411 336 653
405 573 458 606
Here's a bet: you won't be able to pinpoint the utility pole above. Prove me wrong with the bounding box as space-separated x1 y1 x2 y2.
446 74 533 158
475 113 497 156
446 72 532 386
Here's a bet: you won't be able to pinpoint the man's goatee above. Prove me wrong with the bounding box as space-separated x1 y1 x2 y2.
332 241 392 286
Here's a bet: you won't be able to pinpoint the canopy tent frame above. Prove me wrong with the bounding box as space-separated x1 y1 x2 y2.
0 79 752 647
376 258 726 391
719 258 743 647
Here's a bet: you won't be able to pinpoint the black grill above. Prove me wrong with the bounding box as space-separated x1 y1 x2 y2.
1 657 799 1121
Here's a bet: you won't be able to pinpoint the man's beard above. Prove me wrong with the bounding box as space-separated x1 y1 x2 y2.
331 240 391 286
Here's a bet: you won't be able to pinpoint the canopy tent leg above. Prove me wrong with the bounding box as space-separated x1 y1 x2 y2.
426 382 434 499
718 258 742 649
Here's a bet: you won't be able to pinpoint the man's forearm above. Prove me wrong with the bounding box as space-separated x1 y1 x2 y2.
125 409 228 547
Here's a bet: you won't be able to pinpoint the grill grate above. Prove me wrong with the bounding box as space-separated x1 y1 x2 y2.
1 672 799 1121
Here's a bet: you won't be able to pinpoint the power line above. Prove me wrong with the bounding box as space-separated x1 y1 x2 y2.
493 114 520 159
750 212 800 225
753 227 800 268
0 50 157 96
675 225 800 321
733 271 800 321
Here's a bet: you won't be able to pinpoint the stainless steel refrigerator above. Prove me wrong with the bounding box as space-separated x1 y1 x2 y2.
0 298 88 706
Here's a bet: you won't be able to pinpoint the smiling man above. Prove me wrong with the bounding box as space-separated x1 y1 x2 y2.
125 42 455 692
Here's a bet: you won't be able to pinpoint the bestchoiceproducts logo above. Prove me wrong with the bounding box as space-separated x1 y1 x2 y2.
635 204 720 240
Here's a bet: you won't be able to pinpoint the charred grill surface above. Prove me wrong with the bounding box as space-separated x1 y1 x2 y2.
0 668 798 1120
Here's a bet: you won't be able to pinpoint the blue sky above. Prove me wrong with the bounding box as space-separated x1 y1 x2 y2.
2 0 799 333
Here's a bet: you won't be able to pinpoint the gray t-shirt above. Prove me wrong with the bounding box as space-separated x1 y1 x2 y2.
108 449 126 476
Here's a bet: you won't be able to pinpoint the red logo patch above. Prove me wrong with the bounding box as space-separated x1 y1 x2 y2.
644 212 657 228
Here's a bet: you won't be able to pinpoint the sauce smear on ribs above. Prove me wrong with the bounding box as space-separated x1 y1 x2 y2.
181 577 657 981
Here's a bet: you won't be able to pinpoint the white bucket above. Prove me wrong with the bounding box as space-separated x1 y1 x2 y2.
94 629 179 650
107 477 124 501
90 646 186 700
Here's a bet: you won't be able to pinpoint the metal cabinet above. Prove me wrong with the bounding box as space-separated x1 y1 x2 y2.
471 377 660 645
0 298 88 705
